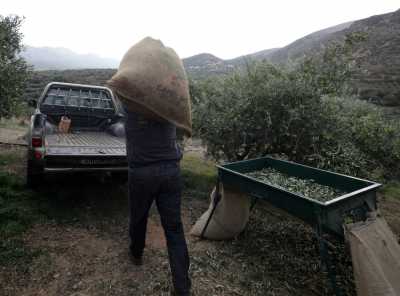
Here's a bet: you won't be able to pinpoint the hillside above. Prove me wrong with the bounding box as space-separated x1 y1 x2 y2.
22 46 119 70
267 9 400 106
180 22 357 78
267 22 354 64
183 53 234 79
345 9 400 106
234 48 280 62
180 23 353 78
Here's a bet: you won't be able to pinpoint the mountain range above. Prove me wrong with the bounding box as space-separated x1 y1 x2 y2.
23 8 400 106
181 21 353 77
187 9 400 106
22 46 119 70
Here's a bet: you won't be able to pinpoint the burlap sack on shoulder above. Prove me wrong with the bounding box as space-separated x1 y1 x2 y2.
107 37 192 136
190 184 250 240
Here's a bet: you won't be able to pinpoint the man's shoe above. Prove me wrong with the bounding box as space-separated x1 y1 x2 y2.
170 289 191 296
129 253 143 266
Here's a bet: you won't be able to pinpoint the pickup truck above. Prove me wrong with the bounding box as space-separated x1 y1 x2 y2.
27 82 127 187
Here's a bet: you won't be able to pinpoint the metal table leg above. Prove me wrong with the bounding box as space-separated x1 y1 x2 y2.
200 180 222 239
316 216 343 296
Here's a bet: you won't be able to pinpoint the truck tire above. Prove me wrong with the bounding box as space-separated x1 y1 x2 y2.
26 159 43 189
111 171 128 184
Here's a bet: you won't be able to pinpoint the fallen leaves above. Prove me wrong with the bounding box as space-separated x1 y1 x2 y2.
246 168 346 202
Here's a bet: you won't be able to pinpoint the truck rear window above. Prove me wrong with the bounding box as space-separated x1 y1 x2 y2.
42 87 113 110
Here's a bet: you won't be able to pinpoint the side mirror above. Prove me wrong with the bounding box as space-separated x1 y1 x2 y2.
28 99 37 108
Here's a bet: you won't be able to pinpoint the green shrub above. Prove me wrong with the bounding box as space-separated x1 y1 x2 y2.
193 63 326 161
0 172 43 266
0 15 31 118
191 62 400 181
317 98 400 179
381 182 400 200
181 154 217 198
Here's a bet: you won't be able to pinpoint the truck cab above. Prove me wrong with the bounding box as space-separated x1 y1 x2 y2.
27 82 127 187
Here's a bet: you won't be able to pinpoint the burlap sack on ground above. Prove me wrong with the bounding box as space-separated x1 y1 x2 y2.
344 214 400 296
190 184 250 240
107 37 192 136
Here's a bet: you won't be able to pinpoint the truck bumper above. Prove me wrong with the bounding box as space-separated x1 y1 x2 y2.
43 154 127 173
44 166 127 173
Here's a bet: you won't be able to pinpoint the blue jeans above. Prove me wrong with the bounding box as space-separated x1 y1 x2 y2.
128 162 191 295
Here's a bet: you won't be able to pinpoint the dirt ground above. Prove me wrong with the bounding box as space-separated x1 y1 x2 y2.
5 203 210 296
1 143 399 296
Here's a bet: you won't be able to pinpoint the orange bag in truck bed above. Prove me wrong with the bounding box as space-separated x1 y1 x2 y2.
58 116 71 133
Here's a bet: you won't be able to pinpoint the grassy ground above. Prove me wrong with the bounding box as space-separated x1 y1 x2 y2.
181 152 217 199
0 117 29 131
0 143 399 296
0 147 42 268
0 172 42 269
381 181 400 200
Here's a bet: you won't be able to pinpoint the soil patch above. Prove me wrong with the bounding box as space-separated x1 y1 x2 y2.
1 144 399 296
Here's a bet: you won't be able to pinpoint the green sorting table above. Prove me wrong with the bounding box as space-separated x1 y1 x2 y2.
202 156 381 296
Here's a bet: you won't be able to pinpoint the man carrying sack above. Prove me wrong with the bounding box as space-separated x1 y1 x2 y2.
108 37 192 296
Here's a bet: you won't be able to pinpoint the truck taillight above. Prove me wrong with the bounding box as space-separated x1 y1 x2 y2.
32 137 42 147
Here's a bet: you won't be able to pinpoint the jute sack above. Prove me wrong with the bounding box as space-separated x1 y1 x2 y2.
344 214 400 296
190 184 250 240
107 37 192 136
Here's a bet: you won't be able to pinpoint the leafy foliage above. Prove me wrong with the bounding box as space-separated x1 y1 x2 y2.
306 98 400 179
246 168 346 202
191 36 400 180
0 15 30 118
293 32 368 97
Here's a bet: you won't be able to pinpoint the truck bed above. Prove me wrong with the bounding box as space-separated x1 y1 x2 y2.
45 132 126 156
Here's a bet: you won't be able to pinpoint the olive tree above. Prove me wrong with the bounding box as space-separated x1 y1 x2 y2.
192 63 333 162
0 15 30 118
191 33 400 180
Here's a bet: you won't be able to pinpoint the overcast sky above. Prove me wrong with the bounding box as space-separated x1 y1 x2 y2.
3 0 399 60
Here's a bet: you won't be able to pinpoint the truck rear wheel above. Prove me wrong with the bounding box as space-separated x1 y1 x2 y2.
27 159 43 189
111 171 128 184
